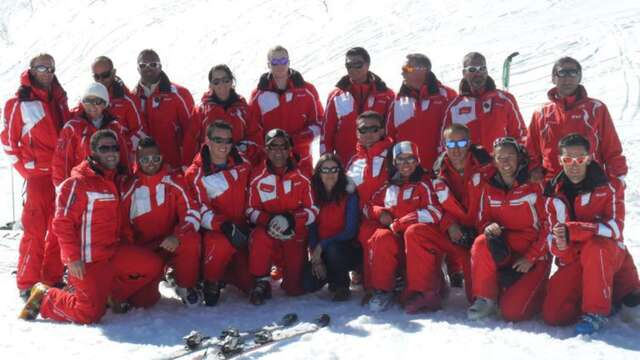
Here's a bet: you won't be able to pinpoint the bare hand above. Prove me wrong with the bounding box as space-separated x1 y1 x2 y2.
312 262 327 280
484 223 502 238
379 211 393 226
530 168 544 183
448 223 463 243
68 260 85 280
552 223 568 250
512 257 534 273
160 235 180 253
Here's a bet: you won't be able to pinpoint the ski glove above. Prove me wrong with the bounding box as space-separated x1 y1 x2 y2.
267 213 295 241
221 221 250 249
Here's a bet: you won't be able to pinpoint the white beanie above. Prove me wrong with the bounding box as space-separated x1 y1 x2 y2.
83 82 109 106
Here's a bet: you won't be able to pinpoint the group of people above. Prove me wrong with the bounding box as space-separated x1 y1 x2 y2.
4 45 639 335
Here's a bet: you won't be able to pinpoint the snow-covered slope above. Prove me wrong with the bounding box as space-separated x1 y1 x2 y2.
1 0 640 359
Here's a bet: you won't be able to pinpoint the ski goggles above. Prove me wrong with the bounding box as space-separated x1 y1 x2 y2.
270 57 290 66
210 77 232 86
318 166 340 174
82 97 107 106
32 65 55 74
357 125 382 134
445 139 470 149
463 65 487 73
138 62 161 70
209 136 233 145
345 61 365 69
555 68 580 78
97 144 120 154
560 155 589 165
402 64 428 73
139 154 163 165
93 70 113 81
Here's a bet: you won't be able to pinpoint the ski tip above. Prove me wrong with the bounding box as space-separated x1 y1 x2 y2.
283 313 298 326
317 314 330 327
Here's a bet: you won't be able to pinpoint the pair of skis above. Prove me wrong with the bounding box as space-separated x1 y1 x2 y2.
162 313 330 360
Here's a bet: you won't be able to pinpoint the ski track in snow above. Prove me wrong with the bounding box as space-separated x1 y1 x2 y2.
1 0 640 359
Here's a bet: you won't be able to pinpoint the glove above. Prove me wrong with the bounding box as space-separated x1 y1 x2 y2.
267 213 295 241
456 226 477 249
221 221 249 249
487 234 510 265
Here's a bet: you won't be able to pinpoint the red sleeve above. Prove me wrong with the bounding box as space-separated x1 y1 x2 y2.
166 175 201 237
503 92 527 144
385 100 397 141
566 180 624 243
391 181 444 233
431 178 467 231
291 83 324 147
595 102 627 178
52 125 78 187
525 110 544 172
182 104 204 169
246 88 265 147
544 197 578 265
363 185 388 221
439 99 455 153
118 183 135 245
523 187 550 262
122 94 146 143
321 90 339 154
292 173 320 231
52 178 85 264
246 171 270 226
175 86 196 167
1 99 30 179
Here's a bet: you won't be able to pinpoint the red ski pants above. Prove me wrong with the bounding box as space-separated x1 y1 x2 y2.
111 245 164 308
152 231 201 289
357 219 379 290
203 230 252 292
367 227 404 292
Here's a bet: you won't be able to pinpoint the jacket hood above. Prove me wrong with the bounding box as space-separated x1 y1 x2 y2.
257 69 306 91
335 71 388 92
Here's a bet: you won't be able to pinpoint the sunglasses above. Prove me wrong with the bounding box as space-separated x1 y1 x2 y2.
97 144 120 154
560 155 589 165
345 61 365 70
82 97 107 106
93 70 113 81
395 156 417 165
32 65 55 74
270 57 290 66
139 154 163 165
555 68 580 78
445 139 470 149
209 136 233 145
211 77 232 86
402 64 428 73
267 143 290 151
493 136 519 149
357 125 382 134
138 62 161 70
464 65 487 73
318 166 340 174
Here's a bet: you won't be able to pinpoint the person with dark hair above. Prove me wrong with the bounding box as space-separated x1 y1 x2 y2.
119 136 202 307
184 121 254 306
303 153 360 301
133 49 195 169
542 133 639 334
245 128 319 305
247 45 324 176
526 57 627 182
441 52 526 152
361 141 444 312
2 53 71 300
466 137 550 322
386 53 457 170
321 46 394 163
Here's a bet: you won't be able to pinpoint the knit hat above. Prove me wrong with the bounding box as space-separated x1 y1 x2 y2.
82 82 109 106
392 141 420 162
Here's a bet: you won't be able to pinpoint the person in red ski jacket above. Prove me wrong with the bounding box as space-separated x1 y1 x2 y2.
133 49 195 170
247 45 324 176
1 54 70 298
19 130 162 324
246 128 319 304
466 137 550 322
184 121 254 306
321 47 394 163
526 57 627 182
542 133 640 334
442 52 526 152
387 53 457 170
120 137 202 307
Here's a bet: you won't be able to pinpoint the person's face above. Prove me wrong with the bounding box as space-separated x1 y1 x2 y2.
462 58 488 91
93 137 120 170
402 60 429 90
92 61 115 89
345 55 369 84
356 118 384 148
30 56 55 90
318 159 340 191
444 130 470 163
395 154 418 178
560 145 590 184
268 50 290 78
209 69 233 101
493 145 518 178
137 146 163 175
553 62 581 98
266 137 291 168
137 53 162 83
206 128 233 161
82 96 107 120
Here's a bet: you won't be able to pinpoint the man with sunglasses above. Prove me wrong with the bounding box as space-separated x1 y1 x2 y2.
321 47 394 163
120 137 202 307
442 52 526 152
2 53 71 300
185 121 254 306
526 57 627 183
387 53 457 170
542 133 639 334
247 45 324 176
245 128 319 305
133 49 195 170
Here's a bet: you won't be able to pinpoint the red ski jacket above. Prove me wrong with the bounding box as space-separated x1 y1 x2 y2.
346 137 393 207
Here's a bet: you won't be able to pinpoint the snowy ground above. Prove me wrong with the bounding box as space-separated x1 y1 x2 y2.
1 0 640 359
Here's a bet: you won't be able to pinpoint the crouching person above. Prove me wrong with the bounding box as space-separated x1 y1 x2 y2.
542 133 640 334
304 153 360 301
467 137 550 322
119 137 201 307
246 129 319 305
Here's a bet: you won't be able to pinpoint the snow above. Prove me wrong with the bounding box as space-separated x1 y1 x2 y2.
1 0 640 359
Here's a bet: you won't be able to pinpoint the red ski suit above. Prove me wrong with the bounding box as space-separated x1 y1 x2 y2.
526 86 627 180
346 137 393 207
185 150 253 292
441 77 526 152
2 70 70 291
247 70 324 175
321 73 394 162
542 164 639 325
471 168 550 322
133 72 195 169
387 81 457 169
246 162 319 295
